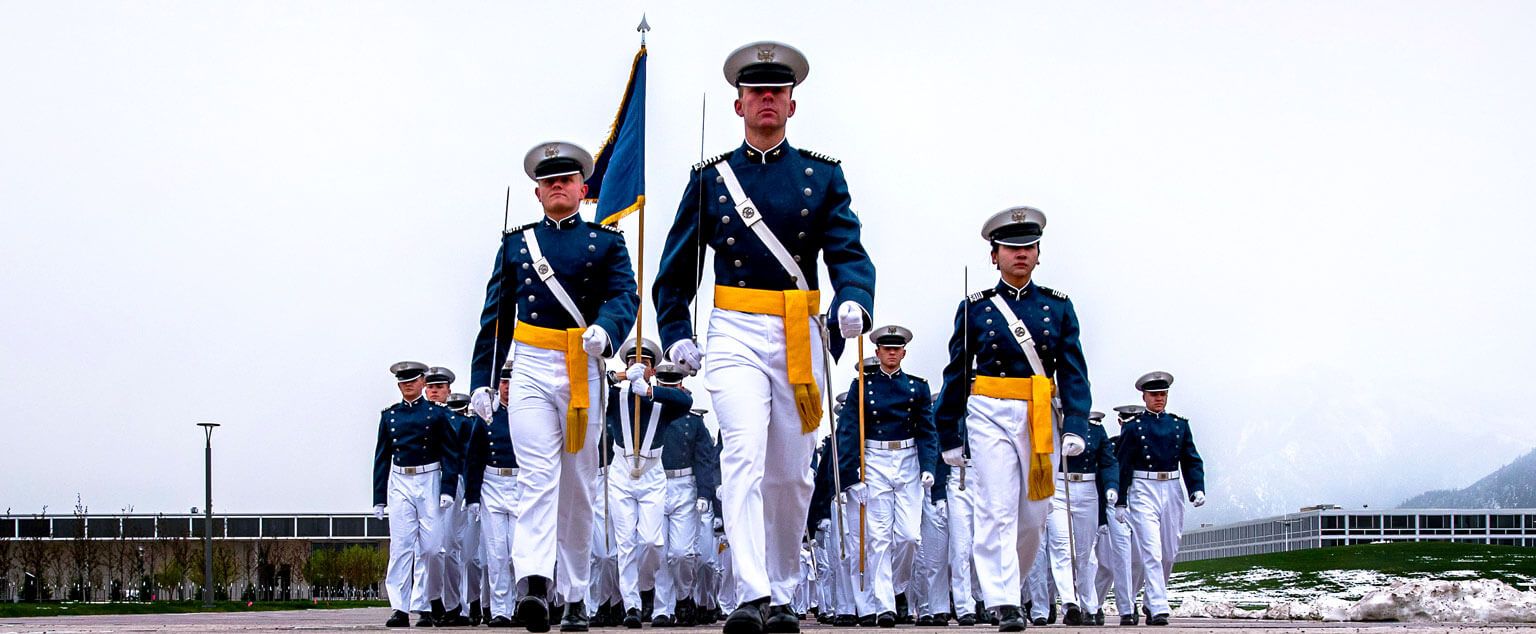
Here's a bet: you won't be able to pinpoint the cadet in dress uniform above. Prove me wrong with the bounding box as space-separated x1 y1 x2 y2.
653 365 720 627
1114 373 1205 626
835 325 937 628
1044 410 1119 625
934 207 1091 632
424 367 477 627
939 441 981 627
466 362 524 627
810 395 857 627
446 391 492 628
374 361 460 628
469 141 640 633
652 41 876 634
911 457 951 626
606 338 695 628
1096 405 1145 626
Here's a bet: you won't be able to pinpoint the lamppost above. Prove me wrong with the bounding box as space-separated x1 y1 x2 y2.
1279 517 1303 552
197 422 219 608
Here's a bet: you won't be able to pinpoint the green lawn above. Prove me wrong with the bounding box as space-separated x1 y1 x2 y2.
0 599 387 618
1170 541 1536 604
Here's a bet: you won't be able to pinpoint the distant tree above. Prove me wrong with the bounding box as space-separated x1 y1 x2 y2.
66 496 102 601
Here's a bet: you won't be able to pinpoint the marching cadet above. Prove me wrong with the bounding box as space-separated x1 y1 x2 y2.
424 366 476 627
911 458 950 626
446 392 492 629
1025 531 1055 626
1096 405 1145 626
652 40 877 634
373 361 459 628
1044 410 1119 625
835 325 937 628
934 207 1091 632
466 362 522 627
469 141 640 633
653 366 719 627
1114 372 1205 626
606 338 695 628
590 432 622 628
810 395 857 627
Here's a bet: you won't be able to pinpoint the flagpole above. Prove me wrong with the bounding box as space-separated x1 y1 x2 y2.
630 15 651 472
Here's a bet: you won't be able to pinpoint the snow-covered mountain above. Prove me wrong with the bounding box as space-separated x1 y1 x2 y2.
1399 447 1536 509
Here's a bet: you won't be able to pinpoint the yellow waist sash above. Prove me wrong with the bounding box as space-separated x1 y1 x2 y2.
713 285 823 434
972 375 1056 501
513 321 591 454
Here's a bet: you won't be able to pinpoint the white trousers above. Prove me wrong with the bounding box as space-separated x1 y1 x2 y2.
1094 514 1142 617
945 474 979 617
966 395 1055 608
848 446 922 616
441 479 469 611
911 492 950 617
1128 477 1185 615
589 469 620 607
1047 478 1100 611
695 508 720 611
480 470 521 618
610 460 666 608
507 341 602 603
823 501 856 616
460 481 487 610
655 475 702 615
704 308 822 605
1025 528 1053 619
386 469 444 613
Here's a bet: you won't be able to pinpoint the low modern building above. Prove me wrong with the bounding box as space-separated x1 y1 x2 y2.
1178 506 1536 561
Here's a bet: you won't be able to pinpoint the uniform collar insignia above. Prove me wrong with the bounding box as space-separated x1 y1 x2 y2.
543 211 582 229
741 139 789 164
994 279 1032 300
402 396 422 407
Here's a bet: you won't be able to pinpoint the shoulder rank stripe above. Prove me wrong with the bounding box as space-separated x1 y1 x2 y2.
589 221 623 234
797 148 840 164
909 375 928 384
967 289 995 303
1038 285 1069 300
692 151 731 173
506 221 538 235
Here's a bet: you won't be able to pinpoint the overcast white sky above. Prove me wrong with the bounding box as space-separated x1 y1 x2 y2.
3 2 1533 526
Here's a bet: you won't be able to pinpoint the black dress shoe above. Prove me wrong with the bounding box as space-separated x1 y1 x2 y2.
1092 609 1103 626
1062 603 1081 626
833 614 857 627
1030 617 1046 626
957 613 977 626
877 611 896 628
386 610 411 627
623 607 644 629
764 604 799 633
1142 604 1151 617
484 607 493 625
1149 613 1169 626
859 614 876 627
995 605 1025 633
725 598 768 634
432 599 448 624
443 606 473 627
417 611 438 627
1120 613 1138 626
490 615 515 628
1045 603 1056 625
678 599 697 626
517 596 550 633
470 601 483 626
917 615 936 626
653 614 675 627
561 600 589 632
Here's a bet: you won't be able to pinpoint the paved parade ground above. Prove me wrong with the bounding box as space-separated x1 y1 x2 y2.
4 609 1536 633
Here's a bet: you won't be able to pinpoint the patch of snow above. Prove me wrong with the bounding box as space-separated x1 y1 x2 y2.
1346 578 1536 622
1170 597 1262 619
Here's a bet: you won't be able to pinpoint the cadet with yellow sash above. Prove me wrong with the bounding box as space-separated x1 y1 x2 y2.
933 207 1090 632
469 141 640 633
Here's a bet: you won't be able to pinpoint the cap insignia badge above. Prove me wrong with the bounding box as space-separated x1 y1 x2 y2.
1010 210 1026 222
544 144 559 158
756 46 776 62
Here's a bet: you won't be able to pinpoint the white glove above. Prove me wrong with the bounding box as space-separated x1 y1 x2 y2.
440 494 454 509
1192 491 1206 507
844 483 868 505
817 519 831 534
1104 489 1118 506
1115 506 1130 524
626 362 651 396
668 339 702 374
921 471 935 489
934 499 947 516
1061 433 1085 457
836 301 865 339
373 504 386 520
582 325 609 357
467 502 481 519
470 387 497 420
712 517 723 530
696 498 710 514
942 447 966 468
715 485 724 502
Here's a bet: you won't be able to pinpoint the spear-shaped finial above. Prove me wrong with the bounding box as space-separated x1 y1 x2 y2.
637 13 651 45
